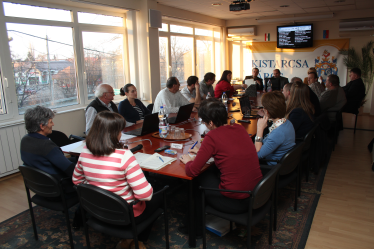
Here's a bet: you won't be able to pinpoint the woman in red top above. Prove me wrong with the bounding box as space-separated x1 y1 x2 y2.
214 70 247 98
180 98 262 233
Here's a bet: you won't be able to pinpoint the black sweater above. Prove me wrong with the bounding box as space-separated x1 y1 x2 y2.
118 98 151 123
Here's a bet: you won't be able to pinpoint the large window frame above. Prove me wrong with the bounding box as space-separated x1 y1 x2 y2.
0 0 131 121
159 20 222 89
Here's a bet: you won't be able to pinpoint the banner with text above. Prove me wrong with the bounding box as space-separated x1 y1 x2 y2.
246 39 350 86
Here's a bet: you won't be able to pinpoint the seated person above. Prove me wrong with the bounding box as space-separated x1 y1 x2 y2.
214 70 247 98
324 74 347 122
199 72 215 99
342 68 366 113
85 83 118 133
266 69 289 91
290 77 321 117
308 71 325 98
319 74 341 112
20 106 81 227
285 81 315 139
180 76 202 104
118 83 151 126
152 77 195 114
245 67 263 91
255 91 296 165
180 98 262 232
73 111 161 249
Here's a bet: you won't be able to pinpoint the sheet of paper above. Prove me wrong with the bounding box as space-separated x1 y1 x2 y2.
120 134 137 140
245 79 254 86
134 153 152 164
138 153 176 170
60 141 84 153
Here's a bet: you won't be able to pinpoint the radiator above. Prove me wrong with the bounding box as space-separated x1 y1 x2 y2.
0 123 27 177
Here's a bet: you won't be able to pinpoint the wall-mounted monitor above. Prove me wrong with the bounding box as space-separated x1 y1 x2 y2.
277 24 313 48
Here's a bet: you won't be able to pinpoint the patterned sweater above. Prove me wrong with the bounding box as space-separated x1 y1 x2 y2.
72 146 153 217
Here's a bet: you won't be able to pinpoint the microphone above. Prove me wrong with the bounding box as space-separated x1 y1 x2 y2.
130 144 143 153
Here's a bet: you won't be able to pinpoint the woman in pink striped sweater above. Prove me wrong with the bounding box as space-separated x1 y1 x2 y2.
73 111 161 249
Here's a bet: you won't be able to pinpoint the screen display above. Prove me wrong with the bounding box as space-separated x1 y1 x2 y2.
277 24 313 48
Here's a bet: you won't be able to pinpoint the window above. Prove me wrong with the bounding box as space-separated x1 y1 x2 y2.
159 37 168 88
171 36 193 88
230 40 253 80
82 32 125 100
0 1 129 118
159 22 222 89
0 70 6 115
7 23 78 114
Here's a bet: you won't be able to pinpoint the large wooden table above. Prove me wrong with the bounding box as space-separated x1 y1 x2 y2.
121 93 262 247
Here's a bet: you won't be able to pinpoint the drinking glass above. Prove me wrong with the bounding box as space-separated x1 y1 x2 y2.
170 125 176 138
180 128 185 138
175 128 181 139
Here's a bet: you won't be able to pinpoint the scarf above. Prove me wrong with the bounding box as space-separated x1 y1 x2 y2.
268 118 286 134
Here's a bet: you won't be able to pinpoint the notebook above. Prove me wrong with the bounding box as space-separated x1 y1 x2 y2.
123 113 159 136
168 103 194 124
134 152 176 170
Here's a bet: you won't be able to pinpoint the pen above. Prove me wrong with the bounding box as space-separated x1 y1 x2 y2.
158 156 164 162
191 141 198 150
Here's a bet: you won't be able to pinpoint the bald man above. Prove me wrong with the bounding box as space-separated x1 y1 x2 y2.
85 83 119 133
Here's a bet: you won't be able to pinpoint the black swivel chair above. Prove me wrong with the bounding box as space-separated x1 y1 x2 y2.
19 165 78 249
260 142 305 230
76 184 169 249
146 104 154 112
200 164 282 249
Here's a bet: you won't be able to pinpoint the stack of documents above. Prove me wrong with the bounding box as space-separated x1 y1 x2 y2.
134 152 176 170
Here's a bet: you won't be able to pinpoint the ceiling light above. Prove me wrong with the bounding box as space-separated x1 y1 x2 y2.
280 5 289 7
212 3 222 6
334 0 345 2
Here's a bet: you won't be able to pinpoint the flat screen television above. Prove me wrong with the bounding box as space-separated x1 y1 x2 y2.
277 24 313 48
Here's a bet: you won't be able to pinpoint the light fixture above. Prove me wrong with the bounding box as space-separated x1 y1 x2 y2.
256 13 333 23
280 5 289 7
212 3 222 6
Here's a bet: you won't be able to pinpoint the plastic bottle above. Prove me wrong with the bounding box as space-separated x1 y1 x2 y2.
206 92 212 99
162 104 169 130
267 79 272 92
222 92 228 112
158 106 164 121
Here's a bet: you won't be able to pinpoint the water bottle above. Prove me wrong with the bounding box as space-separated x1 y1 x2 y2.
158 106 164 121
159 118 168 138
267 79 272 92
222 92 228 112
162 104 169 130
206 92 212 99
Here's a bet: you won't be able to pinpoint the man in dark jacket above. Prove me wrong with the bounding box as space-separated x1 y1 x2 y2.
342 68 366 113
85 83 118 133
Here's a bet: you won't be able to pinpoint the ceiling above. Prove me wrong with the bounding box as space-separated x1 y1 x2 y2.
156 0 374 20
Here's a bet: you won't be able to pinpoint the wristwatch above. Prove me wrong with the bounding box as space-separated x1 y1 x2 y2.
255 136 263 143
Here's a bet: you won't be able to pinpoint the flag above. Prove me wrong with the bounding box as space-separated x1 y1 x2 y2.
323 30 329 39
265 33 270 41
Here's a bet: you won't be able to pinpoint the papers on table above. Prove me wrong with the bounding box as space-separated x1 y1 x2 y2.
60 141 85 154
120 134 136 140
134 152 176 170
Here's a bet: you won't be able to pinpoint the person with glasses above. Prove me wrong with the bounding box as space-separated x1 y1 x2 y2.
152 76 195 114
85 83 118 133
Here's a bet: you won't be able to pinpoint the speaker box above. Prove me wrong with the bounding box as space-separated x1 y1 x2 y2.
149 9 162 28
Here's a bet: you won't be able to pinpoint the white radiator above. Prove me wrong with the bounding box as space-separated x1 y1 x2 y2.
0 123 27 177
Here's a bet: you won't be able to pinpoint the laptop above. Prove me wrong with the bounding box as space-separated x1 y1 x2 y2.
239 95 258 118
123 113 159 136
168 103 194 124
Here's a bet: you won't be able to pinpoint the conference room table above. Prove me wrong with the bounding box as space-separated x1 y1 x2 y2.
64 92 263 247
120 92 263 247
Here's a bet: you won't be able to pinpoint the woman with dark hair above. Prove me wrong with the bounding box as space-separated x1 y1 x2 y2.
214 70 247 98
73 111 160 249
256 91 295 165
118 83 151 126
286 81 315 139
179 98 262 233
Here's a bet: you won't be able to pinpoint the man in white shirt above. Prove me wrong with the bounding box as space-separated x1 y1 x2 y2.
180 76 202 104
152 77 193 114
85 84 118 133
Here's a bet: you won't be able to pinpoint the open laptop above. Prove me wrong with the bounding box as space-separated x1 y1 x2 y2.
123 113 159 136
168 103 194 124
